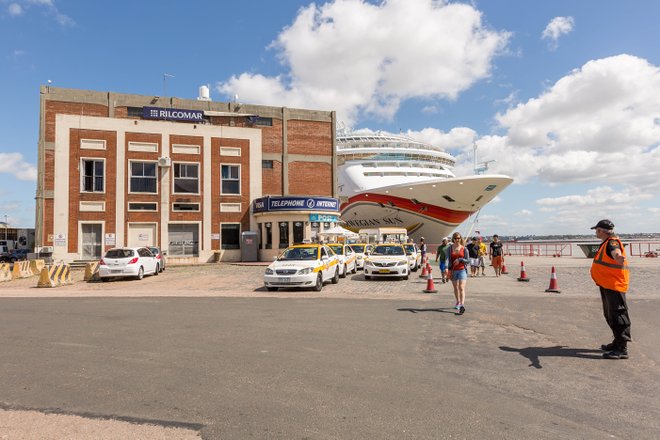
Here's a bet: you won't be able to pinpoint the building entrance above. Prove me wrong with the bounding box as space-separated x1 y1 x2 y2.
81 223 102 259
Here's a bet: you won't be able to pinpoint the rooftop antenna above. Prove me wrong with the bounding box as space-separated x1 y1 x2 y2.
473 141 496 175
163 73 175 106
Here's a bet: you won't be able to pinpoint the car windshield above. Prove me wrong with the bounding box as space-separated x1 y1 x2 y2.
105 249 134 259
372 245 405 256
148 247 160 255
351 245 365 253
403 245 416 254
279 247 318 261
328 245 343 255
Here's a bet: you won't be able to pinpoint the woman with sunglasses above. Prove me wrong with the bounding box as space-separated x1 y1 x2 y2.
448 232 469 314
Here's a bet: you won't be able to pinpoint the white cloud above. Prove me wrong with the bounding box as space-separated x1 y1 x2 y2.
514 209 533 217
421 105 438 115
217 0 510 125
542 16 574 50
0 152 37 181
8 2 23 16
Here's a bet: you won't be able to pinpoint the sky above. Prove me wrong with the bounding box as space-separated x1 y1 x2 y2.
1 0 659 236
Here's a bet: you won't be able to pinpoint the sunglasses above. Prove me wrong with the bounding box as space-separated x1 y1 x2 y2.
453 237 461 240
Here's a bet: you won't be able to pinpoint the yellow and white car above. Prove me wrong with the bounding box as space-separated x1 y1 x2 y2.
403 243 422 272
364 244 410 280
264 244 340 292
347 243 372 270
327 243 358 278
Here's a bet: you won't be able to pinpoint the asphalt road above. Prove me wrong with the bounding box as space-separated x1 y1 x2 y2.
1 293 658 439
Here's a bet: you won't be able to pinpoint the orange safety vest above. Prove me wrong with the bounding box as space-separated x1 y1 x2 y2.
590 237 629 292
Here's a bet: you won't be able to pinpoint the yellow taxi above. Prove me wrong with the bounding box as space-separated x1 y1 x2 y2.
363 243 410 280
346 243 372 270
264 244 340 292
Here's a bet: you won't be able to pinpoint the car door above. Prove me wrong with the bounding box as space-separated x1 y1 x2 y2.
319 246 330 281
139 248 156 273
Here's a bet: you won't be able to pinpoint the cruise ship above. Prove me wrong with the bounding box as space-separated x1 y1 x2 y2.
337 131 513 243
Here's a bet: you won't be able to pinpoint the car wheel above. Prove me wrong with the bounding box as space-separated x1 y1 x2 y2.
314 273 323 291
136 267 144 280
154 264 159 275
266 287 278 291
412 262 418 272
160 265 164 272
365 275 371 280
351 264 357 274
404 273 409 280
10 258 16 263
340 264 347 278
331 267 339 284
101 277 110 282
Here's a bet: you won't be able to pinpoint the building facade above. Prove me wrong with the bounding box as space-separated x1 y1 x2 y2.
36 86 337 263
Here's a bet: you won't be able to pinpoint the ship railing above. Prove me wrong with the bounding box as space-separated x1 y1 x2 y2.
503 242 573 257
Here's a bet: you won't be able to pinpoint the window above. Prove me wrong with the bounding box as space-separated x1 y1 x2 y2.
221 224 240 250
293 222 304 243
173 203 199 211
128 202 158 211
279 221 289 249
174 163 199 194
221 164 240 194
168 224 199 257
254 117 273 126
265 222 272 249
130 162 157 193
81 159 104 192
262 160 273 169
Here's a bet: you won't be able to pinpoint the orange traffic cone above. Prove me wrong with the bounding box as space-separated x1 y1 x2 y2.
501 261 509 274
517 261 530 282
545 266 561 293
423 272 438 293
419 262 428 278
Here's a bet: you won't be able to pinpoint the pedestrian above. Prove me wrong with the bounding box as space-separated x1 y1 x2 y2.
435 237 450 283
419 237 427 264
590 219 631 360
489 235 504 277
448 232 469 314
478 237 488 276
466 237 479 277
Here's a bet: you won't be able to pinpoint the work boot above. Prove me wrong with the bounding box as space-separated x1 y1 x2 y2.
600 342 616 351
603 349 628 360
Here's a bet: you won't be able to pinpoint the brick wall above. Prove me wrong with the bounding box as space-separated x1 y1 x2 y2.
288 162 332 196
287 120 333 156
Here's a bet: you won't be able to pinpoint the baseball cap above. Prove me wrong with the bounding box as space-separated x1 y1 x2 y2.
590 219 614 230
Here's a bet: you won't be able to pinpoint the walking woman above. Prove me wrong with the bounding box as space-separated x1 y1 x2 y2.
448 232 469 314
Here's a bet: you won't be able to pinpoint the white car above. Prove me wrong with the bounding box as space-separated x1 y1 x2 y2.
98 247 159 281
364 244 410 280
403 243 422 272
348 243 372 270
264 244 341 292
327 243 357 278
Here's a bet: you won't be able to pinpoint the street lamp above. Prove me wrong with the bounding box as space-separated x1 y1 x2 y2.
3 215 7 241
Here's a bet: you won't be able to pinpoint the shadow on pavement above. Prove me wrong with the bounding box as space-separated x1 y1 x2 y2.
499 345 603 369
397 307 459 315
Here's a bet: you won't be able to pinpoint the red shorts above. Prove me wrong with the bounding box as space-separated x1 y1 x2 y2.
492 256 503 268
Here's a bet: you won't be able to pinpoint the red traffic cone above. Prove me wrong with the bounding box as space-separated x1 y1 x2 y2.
419 262 428 278
517 261 530 282
423 272 438 293
545 266 561 293
501 261 509 274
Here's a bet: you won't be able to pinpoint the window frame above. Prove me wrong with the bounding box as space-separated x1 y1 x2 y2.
220 223 241 250
128 160 159 195
172 161 201 195
80 157 105 194
220 163 241 196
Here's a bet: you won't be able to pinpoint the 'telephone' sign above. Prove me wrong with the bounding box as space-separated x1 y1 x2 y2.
142 107 204 122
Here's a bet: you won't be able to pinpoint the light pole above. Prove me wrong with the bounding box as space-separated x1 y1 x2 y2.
3 215 6 240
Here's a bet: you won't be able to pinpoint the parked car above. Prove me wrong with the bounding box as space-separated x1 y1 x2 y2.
264 244 340 292
327 243 357 277
403 243 421 272
148 246 166 272
363 244 410 280
6 248 30 263
347 243 372 270
98 247 159 281
0 245 10 262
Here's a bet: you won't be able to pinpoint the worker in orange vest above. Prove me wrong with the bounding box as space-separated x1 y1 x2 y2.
590 219 631 359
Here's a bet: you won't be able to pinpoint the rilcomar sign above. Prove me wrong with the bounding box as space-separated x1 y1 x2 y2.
253 196 339 213
142 106 204 122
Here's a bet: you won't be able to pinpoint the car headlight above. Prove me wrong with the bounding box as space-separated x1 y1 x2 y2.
364 259 373 266
396 260 408 266
265 268 274 275
298 267 312 275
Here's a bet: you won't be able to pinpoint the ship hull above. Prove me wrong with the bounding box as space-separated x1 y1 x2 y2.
340 175 513 244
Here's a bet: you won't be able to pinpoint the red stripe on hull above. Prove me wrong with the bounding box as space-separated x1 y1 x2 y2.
341 193 473 224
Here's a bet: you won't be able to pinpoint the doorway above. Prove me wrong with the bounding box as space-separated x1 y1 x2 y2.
81 223 102 259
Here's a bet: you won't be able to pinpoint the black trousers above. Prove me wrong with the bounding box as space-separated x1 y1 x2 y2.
599 287 632 349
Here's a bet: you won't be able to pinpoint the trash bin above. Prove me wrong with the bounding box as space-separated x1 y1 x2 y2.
241 231 258 262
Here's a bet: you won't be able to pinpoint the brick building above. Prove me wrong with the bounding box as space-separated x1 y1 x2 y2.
36 86 337 263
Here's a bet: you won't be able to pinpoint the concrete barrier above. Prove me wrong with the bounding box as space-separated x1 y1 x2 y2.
12 261 33 279
84 262 100 281
29 259 46 276
0 263 12 282
37 264 73 288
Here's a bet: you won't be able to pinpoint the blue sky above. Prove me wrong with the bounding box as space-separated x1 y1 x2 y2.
1 0 659 236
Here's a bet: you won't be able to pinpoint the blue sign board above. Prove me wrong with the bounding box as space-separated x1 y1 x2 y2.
253 196 339 213
142 106 204 122
309 213 339 222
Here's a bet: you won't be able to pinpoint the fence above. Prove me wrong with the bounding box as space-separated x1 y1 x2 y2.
503 242 573 257
627 241 660 257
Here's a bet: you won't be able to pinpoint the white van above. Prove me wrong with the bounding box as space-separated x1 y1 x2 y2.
358 227 409 245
